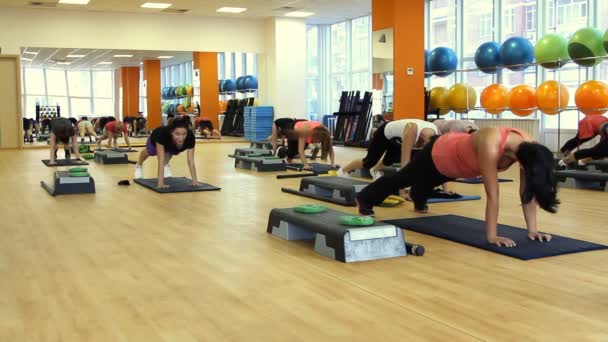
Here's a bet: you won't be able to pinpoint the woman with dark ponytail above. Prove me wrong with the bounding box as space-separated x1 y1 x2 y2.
134 116 200 189
357 127 559 248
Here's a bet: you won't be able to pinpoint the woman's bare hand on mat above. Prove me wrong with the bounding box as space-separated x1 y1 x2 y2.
488 236 516 247
528 232 552 242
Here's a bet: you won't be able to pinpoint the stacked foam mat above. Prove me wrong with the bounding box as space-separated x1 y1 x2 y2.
244 106 274 141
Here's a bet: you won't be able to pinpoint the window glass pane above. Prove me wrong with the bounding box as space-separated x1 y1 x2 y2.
599 0 608 89
25 95 45 118
351 16 370 71
70 98 91 116
93 71 112 98
25 68 45 95
330 75 347 113
47 96 69 117
463 0 494 58
548 0 587 34
331 22 348 73
94 98 114 116
139 97 147 114
68 71 91 97
225 52 233 79
234 52 245 78
503 0 537 41
46 69 67 96
246 53 257 76
351 72 371 92
307 26 319 76
307 79 319 115
430 0 456 49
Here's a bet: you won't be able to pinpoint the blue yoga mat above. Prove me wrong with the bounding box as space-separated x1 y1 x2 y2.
384 215 608 260
454 177 513 184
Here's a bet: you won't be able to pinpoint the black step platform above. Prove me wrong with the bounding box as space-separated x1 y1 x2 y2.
94 150 129 164
555 170 608 191
250 140 275 150
282 176 371 206
586 160 608 173
40 171 96 196
267 207 406 262
234 155 287 172
228 147 273 158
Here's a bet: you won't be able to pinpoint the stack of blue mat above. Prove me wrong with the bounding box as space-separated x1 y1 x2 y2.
244 106 274 141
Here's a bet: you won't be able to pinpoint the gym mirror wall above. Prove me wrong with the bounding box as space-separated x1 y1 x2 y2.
19 48 259 148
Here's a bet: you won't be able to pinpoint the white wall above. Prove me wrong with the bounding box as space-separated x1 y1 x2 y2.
0 8 266 54
259 17 307 119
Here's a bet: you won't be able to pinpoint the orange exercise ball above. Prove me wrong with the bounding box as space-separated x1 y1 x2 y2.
575 80 608 116
447 83 477 113
480 84 509 115
429 87 450 115
508 85 537 117
536 80 569 115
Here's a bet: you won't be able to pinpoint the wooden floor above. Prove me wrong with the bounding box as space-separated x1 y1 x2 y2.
1 142 607 341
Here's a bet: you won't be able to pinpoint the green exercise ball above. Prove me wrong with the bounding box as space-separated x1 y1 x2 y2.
568 27 607 67
604 29 608 53
535 33 569 69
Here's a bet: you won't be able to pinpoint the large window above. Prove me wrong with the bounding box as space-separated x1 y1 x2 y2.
22 68 114 118
307 26 320 115
308 15 372 114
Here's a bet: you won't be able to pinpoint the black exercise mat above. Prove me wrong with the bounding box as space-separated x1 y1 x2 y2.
134 177 221 193
384 215 608 260
42 159 89 167
94 148 138 153
454 177 513 184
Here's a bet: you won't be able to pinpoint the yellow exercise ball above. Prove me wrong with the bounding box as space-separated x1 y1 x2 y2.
429 87 450 115
447 83 477 113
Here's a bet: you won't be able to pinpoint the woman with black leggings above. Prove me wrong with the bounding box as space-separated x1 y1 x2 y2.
559 115 608 166
356 127 559 247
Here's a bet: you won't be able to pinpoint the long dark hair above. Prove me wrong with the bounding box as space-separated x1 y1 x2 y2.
312 126 332 160
170 116 192 131
516 142 560 213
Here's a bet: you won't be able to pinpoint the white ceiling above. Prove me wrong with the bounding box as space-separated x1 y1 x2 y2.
20 47 194 70
1 0 370 25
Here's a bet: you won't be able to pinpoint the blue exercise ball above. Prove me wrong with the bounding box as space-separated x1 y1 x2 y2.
428 47 458 77
223 79 237 92
236 76 247 91
243 75 258 90
500 36 535 71
424 50 431 78
218 80 223 93
474 41 502 74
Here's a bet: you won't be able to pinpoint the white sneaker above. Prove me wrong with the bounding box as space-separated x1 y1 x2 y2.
134 165 144 179
164 164 172 178
337 168 351 178
370 169 384 181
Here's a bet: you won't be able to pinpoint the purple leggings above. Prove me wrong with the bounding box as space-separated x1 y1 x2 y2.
146 138 181 157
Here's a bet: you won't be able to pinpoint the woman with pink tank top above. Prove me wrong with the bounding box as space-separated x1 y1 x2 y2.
558 115 608 166
357 126 559 248
284 120 335 169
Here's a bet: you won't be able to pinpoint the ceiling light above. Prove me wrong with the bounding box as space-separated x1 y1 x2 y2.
67 54 86 58
141 2 172 9
157 56 173 59
57 62 72 65
21 57 33 61
285 11 315 17
23 51 38 55
97 62 113 65
59 0 90 4
113 54 134 58
216 7 247 13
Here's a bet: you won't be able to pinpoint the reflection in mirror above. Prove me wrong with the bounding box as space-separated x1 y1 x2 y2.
372 28 394 121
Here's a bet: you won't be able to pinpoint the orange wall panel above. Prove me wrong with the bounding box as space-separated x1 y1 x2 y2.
193 52 220 130
120 67 139 119
372 0 425 120
144 60 161 129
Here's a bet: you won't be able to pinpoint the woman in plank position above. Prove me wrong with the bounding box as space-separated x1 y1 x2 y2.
356 126 559 247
